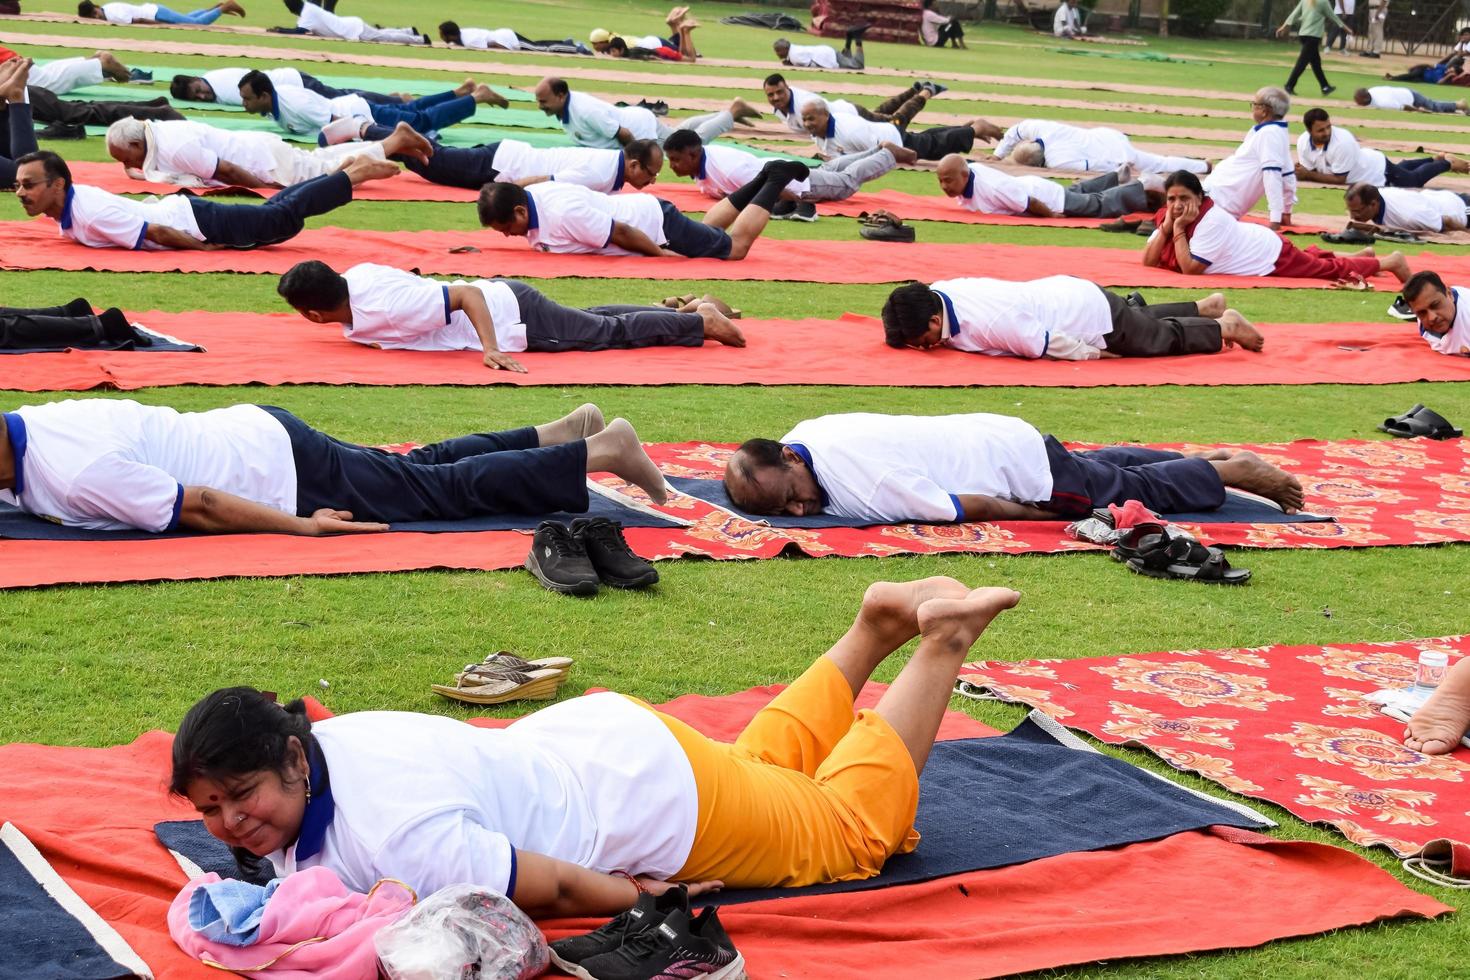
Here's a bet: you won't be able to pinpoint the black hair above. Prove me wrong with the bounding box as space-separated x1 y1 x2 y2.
478 181 528 226
438 19 461 42
1402 270 1447 303
283 0 304 14
880 281 940 348
170 74 204 101
624 138 662 169
662 128 702 155
545 77 570 98
170 687 314 797
1346 182 1381 207
239 69 274 98
773 38 791 49
1302 107 1330 128
277 260 349 311
77 0 98 15
763 72 787 87
16 151 72 189
724 438 789 511
1163 169 1205 197
608 37 628 54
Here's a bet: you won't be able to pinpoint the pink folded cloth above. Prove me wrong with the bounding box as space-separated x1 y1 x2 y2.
168 867 415 979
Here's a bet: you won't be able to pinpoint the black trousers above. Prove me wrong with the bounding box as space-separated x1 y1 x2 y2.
1042 438 1226 516
1101 289 1222 357
186 171 352 248
371 122 499 189
261 408 590 521
298 71 404 105
1286 35 1330 91
902 124 975 161
506 281 704 351
0 100 37 187
27 86 184 126
0 300 105 351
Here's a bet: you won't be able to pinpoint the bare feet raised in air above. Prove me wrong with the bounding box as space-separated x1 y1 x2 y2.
473 84 510 109
1220 309 1264 351
0 57 30 103
1440 153 1470 175
95 50 130 83
698 303 745 347
536 402 605 445
855 577 971 650
1212 450 1304 513
916 586 1023 654
970 118 1005 142
219 0 246 16
880 140 919 165
381 122 432 165
454 77 477 97
586 418 668 504
1405 658 1470 755
1196 291 1227 318
341 156 402 185
728 97 763 124
1377 251 1411 284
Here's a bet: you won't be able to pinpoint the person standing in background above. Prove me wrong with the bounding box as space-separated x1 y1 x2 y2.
1326 0 1355 50
1278 0 1351 95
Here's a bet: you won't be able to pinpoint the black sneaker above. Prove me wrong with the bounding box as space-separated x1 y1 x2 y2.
1388 296 1416 321
770 199 797 220
37 122 85 140
525 521 600 596
1321 84 1337 96
128 68 153 82
577 906 744 980
549 887 689 979
1124 291 1148 309
572 517 658 589
790 202 818 222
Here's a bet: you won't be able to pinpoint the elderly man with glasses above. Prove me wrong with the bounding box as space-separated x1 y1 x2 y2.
1203 86 1298 230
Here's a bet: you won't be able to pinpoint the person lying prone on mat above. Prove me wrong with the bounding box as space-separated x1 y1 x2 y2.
1405 653 1470 754
238 70 507 141
0 299 152 350
171 67 412 108
880 277 1262 359
15 149 399 250
0 398 668 534
663 128 907 207
105 118 432 190
77 0 245 26
365 130 665 194
478 162 810 261
1399 270 1470 355
1344 182 1470 235
1142 170 1412 283
170 577 1021 915
276 260 746 373
993 118 1209 176
722 411 1305 524
937 154 1162 221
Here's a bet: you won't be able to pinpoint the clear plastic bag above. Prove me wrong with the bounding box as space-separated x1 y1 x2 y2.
375 884 549 980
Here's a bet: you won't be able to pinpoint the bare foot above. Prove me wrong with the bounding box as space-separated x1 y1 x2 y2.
728 97 762 124
586 418 667 504
1220 309 1264 351
915 586 1022 654
341 156 401 184
698 303 745 347
536 402 605 445
676 293 737 317
880 140 919 165
95 50 130 83
1352 245 1376 257
0 57 29 103
1213 450 1304 513
1188 449 1235 461
454 77 476 97
473 84 509 109
1405 659 1470 754
1444 154 1470 174
1115 162 1135 185
970 118 1005 142
1196 291 1227 318
1378 251 1411 284
220 0 246 15
856 577 971 649
381 121 432 165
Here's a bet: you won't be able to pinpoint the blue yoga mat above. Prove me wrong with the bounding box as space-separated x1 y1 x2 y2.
0 490 677 542
156 819 275 886
667 477 1331 529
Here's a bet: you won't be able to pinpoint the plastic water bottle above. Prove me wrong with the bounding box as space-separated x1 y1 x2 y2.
1415 651 1449 694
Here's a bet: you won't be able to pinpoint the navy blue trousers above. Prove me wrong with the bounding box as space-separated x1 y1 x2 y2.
260 408 589 521
1385 157 1453 188
187 170 351 248
658 199 731 258
370 123 499 189
298 71 403 105
1042 438 1225 516
368 90 475 134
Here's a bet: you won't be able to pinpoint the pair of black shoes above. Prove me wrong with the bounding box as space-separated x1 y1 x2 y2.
525 518 658 597
549 886 745 980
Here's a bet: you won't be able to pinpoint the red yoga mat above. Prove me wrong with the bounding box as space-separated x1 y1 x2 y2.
0 686 1446 980
5 221 1453 288
7 311 1467 392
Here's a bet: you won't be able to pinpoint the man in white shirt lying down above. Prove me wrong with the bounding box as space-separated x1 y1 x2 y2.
1345 182 1470 233
937 155 1162 219
105 118 431 189
774 25 870 70
28 52 132 95
283 0 426 45
722 411 1305 524
995 119 1209 175
275 260 745 374
0 398 669 533
879 277 1263 359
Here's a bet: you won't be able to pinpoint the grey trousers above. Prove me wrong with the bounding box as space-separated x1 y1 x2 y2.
658 110 734 145
837 50 864 69
506 281 704 351
1062 172 1149 218
802 147 898 201
1101 288 1221 357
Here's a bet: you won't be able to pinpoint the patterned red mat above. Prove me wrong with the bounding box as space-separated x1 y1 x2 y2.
958 636 1470 868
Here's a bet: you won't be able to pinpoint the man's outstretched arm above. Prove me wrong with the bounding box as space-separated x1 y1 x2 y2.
955 494 1060 522
178 486 389 535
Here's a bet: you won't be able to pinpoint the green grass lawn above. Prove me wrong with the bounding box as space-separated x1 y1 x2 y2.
1 5 1466 976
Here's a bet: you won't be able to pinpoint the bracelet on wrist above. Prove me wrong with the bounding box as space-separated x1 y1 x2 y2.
610 870 645 894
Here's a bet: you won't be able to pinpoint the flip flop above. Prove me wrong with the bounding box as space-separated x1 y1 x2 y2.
470 651 573 674
1380 404 1426 431
1379 406 1463 439
432 669 563 705
1321 228 1375 245
1099 217 1142 233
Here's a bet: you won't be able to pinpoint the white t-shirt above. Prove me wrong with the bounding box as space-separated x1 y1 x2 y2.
267 86 371 135
1156 204 1283 276
459 27 520 50
524 182 666 255
1054 3 1084 34
1420 285 1470 355
812 113 901 157
267 698 699 898
1366 86 1415 109
201 67 302 107
491 140 625 194
692 143 810 198
781 413 1055 523
559 91 658 149
993 120 1131 172
1295 126 1387 186
0 399 296 531
145 120 282 185
770 85 859 135
101 2 158 24
297 1 367 40
934 276 1112 359
955 162 1065 215
342 263 528 353
28 57 105 96
1378 187 1468 232
1204 121 1296 222
57 183 203 250
785 43 839 68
